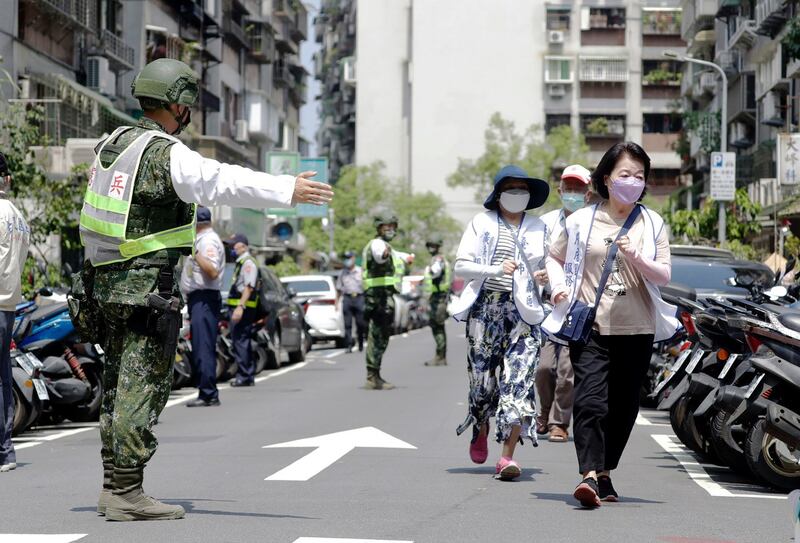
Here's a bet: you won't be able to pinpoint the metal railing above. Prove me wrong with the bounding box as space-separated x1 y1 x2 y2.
95 29 135 70
39 0 96 32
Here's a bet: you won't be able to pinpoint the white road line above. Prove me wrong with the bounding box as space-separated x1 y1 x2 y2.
636 413 671 427
14 442 42 450
294 539 413 543
324 349 346 358
652 434 787 500
0 535 87 543
164 361 309 408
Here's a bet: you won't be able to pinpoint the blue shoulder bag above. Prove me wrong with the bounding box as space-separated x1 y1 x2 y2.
554 204 642 345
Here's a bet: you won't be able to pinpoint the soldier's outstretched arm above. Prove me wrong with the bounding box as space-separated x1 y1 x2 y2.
169 143 333 208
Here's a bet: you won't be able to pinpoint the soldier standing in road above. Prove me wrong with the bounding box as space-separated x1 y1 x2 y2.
0 152 30 473
423 237 451 367
362 215 413 390
179 206 225 407
70 58 333 521
336 250 366 353
535 164 593 443
227 234 260 387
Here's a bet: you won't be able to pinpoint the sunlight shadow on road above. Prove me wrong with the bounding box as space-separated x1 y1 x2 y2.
531 492 665 508
71 499 319 520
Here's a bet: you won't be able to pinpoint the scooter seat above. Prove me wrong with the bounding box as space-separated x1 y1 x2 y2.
778 312 800 333
28 302 69 324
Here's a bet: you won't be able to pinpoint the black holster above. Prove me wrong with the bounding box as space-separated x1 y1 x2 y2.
146 266 182 358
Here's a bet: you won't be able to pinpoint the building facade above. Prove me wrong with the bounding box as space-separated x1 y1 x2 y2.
0 0 310 261
314 0 685 225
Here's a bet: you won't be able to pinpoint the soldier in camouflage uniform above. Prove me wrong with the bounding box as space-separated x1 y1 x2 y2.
423 237 451 367
69 58 333 521
362 215 412 390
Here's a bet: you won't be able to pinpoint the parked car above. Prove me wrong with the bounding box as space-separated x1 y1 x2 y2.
669 245 735 260
280 275 347 347
221 263 309 364
662 256 774 300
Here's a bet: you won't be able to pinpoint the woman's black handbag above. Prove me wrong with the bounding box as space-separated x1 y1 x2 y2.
554 205 642 345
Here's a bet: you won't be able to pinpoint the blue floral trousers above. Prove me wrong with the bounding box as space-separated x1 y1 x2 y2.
457 291 541 445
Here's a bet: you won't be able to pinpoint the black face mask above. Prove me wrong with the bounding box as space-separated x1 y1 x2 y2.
427 246 439 256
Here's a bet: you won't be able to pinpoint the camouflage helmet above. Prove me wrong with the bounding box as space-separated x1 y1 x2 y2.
373 214 398 229
131 58 199 107
426 236 443 247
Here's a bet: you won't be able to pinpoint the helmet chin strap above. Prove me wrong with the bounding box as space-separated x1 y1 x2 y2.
168 105 190 135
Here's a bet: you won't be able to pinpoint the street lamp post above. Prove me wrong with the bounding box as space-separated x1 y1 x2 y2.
664 51 728 244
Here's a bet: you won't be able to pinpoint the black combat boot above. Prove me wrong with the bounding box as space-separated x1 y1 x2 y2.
105 466 185 521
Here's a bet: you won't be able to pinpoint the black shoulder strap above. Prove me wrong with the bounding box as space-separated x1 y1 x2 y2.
592 204 642 308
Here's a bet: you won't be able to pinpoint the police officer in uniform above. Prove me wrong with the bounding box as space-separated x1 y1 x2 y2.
179 206 224 407
227 234 259 387
336 250 365 352
362 215 412 390
423 237 451 367
70 58 333 521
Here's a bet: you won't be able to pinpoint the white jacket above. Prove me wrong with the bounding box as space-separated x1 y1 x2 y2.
452 210 547 325
542 204 680 342
0 197 30 311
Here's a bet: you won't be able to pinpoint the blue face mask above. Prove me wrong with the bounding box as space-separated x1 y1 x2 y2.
561 192 586 212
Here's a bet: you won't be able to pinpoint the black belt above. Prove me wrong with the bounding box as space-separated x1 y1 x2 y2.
344 292 363 298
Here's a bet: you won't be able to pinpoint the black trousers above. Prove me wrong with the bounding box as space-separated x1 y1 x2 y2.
231 307 256 384
188 289 221 401
569 332 653 474
342 293 366 349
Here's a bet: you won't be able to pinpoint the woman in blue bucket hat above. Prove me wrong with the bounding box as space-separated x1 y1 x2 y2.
450 165 550 480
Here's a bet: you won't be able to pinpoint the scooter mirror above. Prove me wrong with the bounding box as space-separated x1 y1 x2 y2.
63 263 73 277
38 287 53 297
766 285 788 299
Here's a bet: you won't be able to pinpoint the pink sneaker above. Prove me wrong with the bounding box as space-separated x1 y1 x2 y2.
469 423 489 464
495 457 521 481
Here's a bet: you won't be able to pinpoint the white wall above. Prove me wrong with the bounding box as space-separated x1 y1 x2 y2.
356 0 547 225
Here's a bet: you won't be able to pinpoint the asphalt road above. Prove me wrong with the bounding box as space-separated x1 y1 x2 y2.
2 322 793 543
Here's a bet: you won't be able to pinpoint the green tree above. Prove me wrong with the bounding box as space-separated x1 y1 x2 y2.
664 188 762 250
446 113 589 213
268 254 302 277
301 163 461 270
0 103 88 295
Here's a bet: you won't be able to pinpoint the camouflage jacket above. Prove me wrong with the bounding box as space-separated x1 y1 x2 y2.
89 118 192 306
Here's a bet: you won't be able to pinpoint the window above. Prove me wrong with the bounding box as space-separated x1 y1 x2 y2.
546 8 571 31
582 7 626 30
281 279 333 294
545 57 573 83
643 113 682 133
642 60 682 85
580 115 625 137
642 9 681 35
579 57 628 82
545 114 571 134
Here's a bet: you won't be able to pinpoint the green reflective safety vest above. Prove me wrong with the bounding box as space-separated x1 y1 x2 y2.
79 126 196 266
423 256 452 295
227 255 260 308
362 239 404 292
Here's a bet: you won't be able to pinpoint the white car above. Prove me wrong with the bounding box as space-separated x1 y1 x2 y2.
280 275 347 347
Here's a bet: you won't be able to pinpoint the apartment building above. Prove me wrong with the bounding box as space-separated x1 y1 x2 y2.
679 0 800 217
314 1 685 225
544 1 686 196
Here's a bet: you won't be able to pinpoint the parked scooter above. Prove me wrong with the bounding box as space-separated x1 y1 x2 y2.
9 341 45 435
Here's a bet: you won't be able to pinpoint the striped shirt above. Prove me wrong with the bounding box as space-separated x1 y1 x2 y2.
484 220 518 292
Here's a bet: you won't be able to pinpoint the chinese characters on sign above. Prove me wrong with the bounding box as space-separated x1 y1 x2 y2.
710 152 736 202
778 133 800 186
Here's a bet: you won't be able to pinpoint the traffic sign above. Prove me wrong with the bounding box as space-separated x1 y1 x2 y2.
710 152 736 202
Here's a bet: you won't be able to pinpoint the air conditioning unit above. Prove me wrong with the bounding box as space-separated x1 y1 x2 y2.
547 83 566 97
65 139 99 169
86 56 116 97
548 30 565 44
234 119 249 142
342 56 356 85
700 71 717 94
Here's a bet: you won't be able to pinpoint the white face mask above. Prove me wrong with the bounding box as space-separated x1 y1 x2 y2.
499 189 529 213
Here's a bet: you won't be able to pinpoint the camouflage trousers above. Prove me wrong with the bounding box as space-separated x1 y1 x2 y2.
429 293 448 358
365 290 395 371
98 302 175 469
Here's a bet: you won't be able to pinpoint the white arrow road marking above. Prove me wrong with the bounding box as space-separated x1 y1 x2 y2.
294 539 413 543
264 426 416 481
652 434 787 499
0 535 88 543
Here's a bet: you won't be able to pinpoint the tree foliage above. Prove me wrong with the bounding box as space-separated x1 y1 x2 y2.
446 113 589 213
0 104 88 295
664 188 762 250
301 163 462 269
268 254 302 277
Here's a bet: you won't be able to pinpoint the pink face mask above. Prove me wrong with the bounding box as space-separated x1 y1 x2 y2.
608 176 645 205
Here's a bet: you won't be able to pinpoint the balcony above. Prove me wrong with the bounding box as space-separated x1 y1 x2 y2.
730 120 755 149
246 92 279 143
687 29 716 55
728 73 757 123
247 20 275 63
223 18 249 48
38 0 96 33
273 61 293 88
716 49 741 78
291 4 308 42
643 133 682 169
681 0 718 41
274 20 298 54
89 29 135 72
755 0 788 37
578 57 629 82
728 18 758 49
642 10 681 35
581 115 625 138
201 88 221 113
